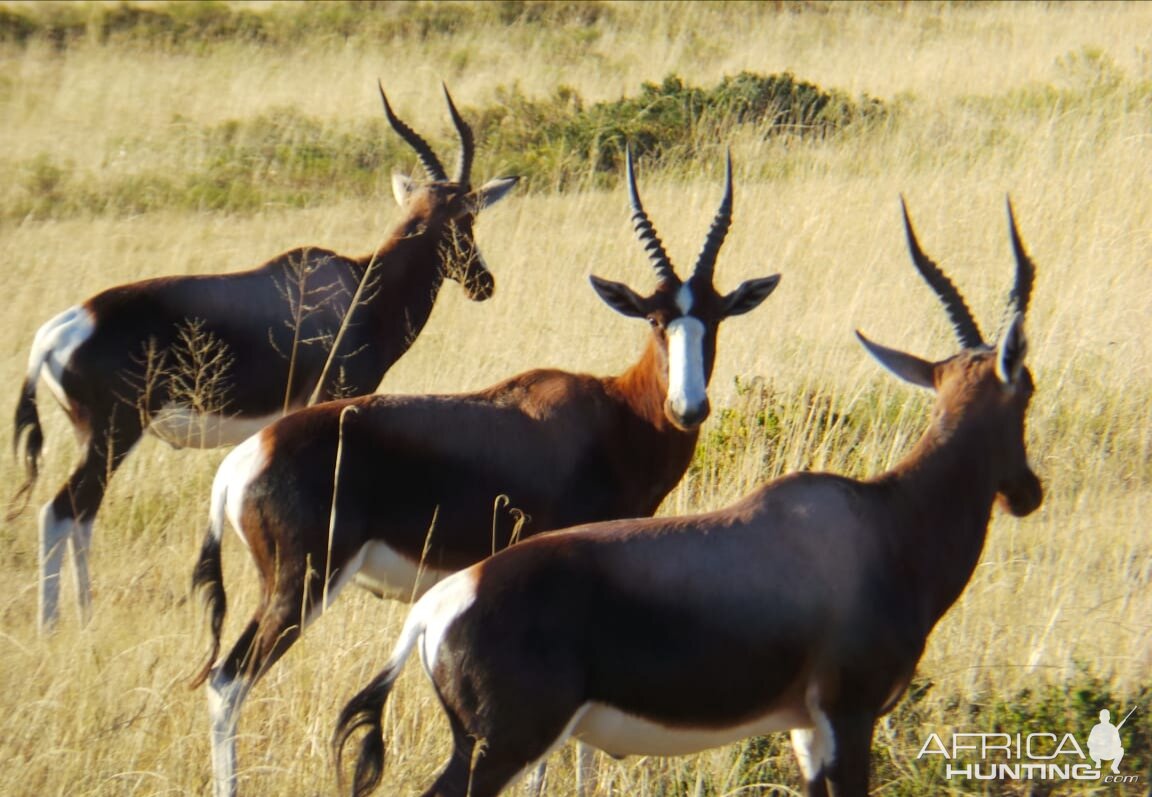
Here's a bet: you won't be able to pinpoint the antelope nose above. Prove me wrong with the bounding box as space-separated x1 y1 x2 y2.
466 271 495 301
666 398 710 431
999 469 1043 517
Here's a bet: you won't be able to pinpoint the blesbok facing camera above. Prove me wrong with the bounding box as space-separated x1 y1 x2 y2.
191 148 780 797
333 198 1042 797
12 82 517 632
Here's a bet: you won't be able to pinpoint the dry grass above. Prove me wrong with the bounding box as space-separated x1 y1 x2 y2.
1 2 1149 795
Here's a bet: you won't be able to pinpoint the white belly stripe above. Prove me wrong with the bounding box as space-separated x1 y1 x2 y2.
572 700 811 758
148 406 284 449
355 540 455 603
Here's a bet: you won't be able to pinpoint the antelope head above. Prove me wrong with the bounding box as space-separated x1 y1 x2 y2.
381 82 519 301
591 148 781 431
857 198 1043 517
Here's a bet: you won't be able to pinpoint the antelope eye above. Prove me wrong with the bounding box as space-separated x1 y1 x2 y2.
647 316 662 329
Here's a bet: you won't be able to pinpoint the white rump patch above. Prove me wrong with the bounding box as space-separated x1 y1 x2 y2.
411 569 480 677
28 306 95 412
148 406 283 449
210 432 270 551
665 315 707 421
572 700 810 758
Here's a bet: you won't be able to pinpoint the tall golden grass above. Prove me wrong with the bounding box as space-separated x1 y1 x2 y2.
1 2 1149 795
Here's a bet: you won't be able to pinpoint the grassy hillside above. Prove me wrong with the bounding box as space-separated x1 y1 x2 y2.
0 2 1149 795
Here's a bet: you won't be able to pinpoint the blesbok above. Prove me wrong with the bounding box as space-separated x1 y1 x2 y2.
332 199 1043 797
190 149 780 797
11 82 518 632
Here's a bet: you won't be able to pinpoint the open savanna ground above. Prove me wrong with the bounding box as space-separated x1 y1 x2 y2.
0 1 1149 795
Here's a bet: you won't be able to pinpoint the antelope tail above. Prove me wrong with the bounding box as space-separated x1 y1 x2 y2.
332 592 432 797
9 376 45 521
189 490 229 688
11 307 81 519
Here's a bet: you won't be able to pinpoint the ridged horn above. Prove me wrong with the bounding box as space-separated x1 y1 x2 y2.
692 150 733 284
442 83 474 187
378 80 448 182
1005 196 1035 320
626 146 678 285
900 197 984 349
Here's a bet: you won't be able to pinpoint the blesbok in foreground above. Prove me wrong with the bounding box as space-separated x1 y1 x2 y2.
12 82 517 631
191 149 780 797
333 199 1043 797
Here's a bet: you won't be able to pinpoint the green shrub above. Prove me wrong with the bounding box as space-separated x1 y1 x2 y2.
475 72 886 189
4 71 883 220
0 7 35 43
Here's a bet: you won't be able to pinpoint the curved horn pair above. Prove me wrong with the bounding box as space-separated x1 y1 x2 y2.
378 81 474 186
901 196 1035 349
626 147 733 285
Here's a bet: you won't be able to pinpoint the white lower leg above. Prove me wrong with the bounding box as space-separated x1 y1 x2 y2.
790 705 836 788
70 517 94 626
207 672 249 797
38 503 71 633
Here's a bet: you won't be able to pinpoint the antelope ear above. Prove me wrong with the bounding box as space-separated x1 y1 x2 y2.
589 275 647 318
996 313 1028 386
856 330 936 389
467 176 520 214
392 173 417 206
722 274 781 317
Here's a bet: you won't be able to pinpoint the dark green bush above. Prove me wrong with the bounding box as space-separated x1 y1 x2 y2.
472 72 886 190
0 7 35 43
6 71 884 220
686 374 913 496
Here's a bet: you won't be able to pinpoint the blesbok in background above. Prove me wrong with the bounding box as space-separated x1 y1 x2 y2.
1 2 1148 795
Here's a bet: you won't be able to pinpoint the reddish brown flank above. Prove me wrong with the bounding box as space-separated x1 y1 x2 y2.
11 83 517 633
191 148 781 797
332 199 1042 797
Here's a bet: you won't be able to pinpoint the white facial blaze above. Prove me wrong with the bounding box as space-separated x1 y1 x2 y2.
666 314 708 422
675 282 694 315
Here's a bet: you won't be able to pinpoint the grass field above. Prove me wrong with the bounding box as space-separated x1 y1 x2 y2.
0 2 1149 795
